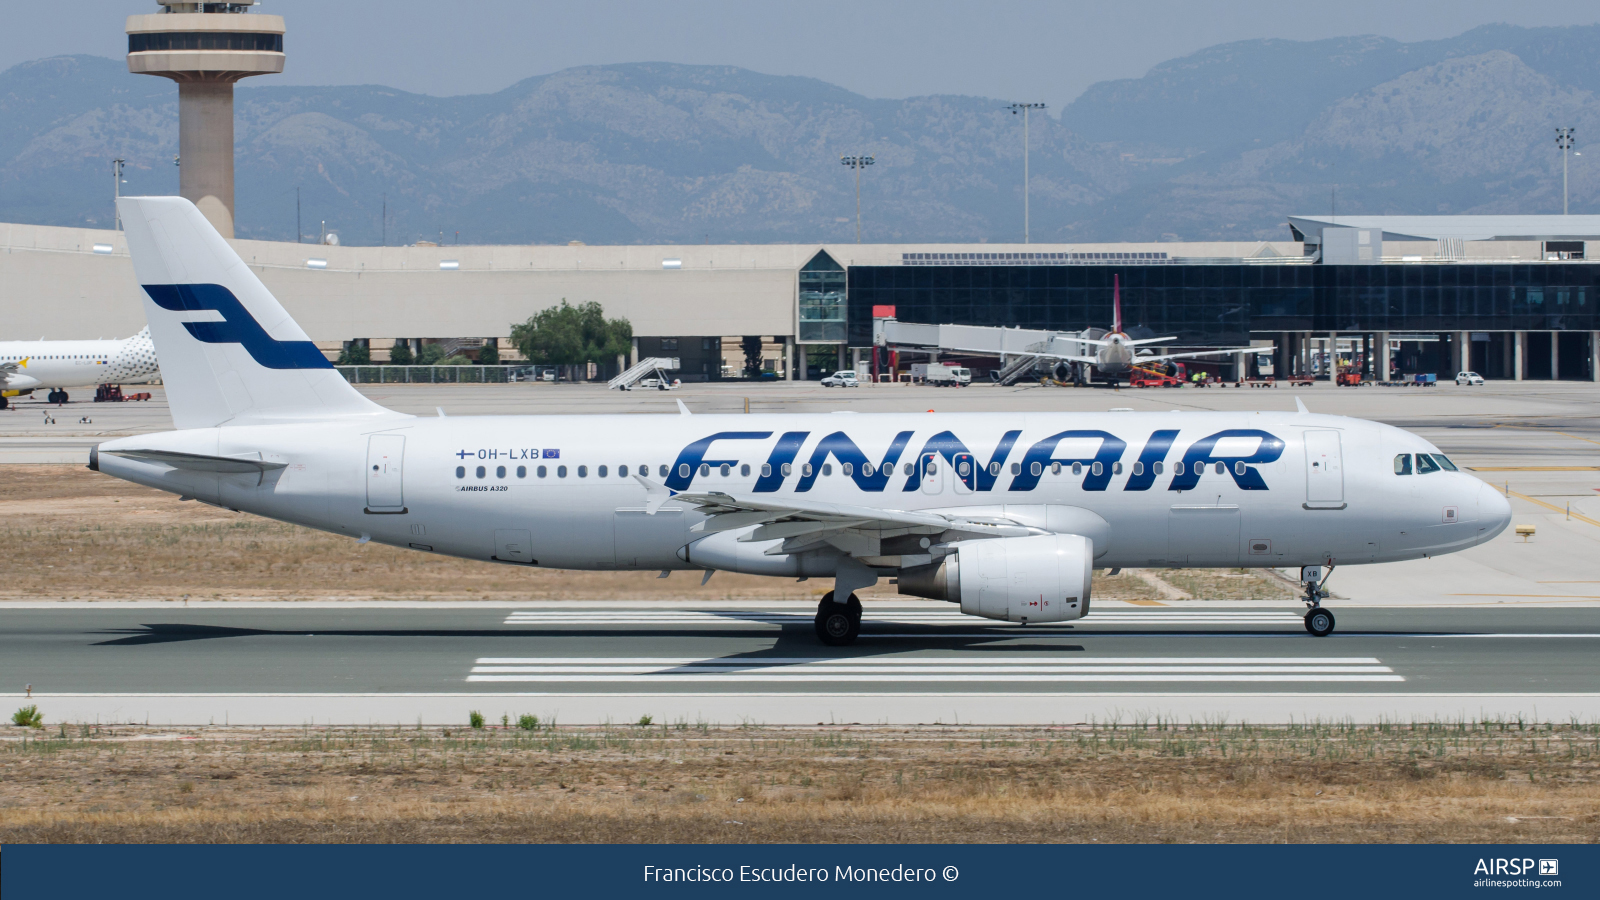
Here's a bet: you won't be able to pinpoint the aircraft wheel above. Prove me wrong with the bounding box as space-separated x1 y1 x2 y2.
814 591 862 646
1304 607 1335 637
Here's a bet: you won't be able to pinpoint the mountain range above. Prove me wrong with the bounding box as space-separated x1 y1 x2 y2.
1 22 1596 246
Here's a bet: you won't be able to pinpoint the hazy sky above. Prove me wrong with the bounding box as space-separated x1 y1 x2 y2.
8 0 1600 111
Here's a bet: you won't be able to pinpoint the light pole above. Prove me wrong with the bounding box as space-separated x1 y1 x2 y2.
1007 102 1045 243
1557 127 1576 214
841 155 874 243
112 158 126 230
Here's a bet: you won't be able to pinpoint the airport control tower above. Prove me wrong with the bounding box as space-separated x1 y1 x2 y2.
126 2 285 238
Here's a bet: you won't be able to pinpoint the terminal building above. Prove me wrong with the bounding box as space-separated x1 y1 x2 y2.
2 2 1598 382
2 217 1599 382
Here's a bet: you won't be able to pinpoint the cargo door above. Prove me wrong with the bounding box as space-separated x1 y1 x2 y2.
1304 430 1346 509
614 508 689 568
494 529 534 563
1167 506 1241 566
365 434 406 512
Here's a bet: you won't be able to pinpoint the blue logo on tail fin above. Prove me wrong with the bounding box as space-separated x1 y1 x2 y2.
142 284 331 370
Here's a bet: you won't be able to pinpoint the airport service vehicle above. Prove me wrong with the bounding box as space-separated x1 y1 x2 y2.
0 327 159 407
1456 371 1485 386
92 198 1513 644
918 364 971 387
821 370 860 387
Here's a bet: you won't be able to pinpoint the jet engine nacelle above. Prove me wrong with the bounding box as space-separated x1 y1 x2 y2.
897 533 1092 623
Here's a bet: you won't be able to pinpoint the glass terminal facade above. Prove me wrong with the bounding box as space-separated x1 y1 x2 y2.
846 263 1599 349
798 250 847 343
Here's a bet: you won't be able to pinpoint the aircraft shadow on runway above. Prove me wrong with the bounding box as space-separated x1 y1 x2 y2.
88 622 1088 669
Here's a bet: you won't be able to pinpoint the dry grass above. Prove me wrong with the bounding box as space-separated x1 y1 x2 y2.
0 465 1292 604
3 721 1597 843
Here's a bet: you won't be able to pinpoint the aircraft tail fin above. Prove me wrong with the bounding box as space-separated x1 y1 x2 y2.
1112 274 1122 335
117 196 391 429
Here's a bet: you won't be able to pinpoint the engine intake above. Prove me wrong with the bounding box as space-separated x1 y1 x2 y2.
897 534 1092 623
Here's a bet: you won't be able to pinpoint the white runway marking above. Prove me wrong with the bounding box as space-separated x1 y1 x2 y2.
466 655 1403 683
501 609 1307 627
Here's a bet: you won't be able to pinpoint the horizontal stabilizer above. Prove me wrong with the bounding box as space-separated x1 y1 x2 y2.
102 448 287 475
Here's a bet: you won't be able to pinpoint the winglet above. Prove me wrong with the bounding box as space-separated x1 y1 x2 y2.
633 473 673 514
1294 396 1309 414
676 399 691 416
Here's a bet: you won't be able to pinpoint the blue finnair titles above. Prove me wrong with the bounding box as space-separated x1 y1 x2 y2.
95 196 1512 645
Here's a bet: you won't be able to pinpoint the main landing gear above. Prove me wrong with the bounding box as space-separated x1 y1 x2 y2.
814 591 863 646
1301 565 1336 637
46 390 69 405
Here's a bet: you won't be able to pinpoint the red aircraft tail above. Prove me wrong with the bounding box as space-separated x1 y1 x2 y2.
1113 274 1122 335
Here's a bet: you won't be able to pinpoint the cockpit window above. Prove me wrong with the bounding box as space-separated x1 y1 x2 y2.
1431 454 1459 472
1415 453 1441 474
1393 454 1412 475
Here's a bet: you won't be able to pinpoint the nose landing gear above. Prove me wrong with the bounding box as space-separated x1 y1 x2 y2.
1300 565 1336 637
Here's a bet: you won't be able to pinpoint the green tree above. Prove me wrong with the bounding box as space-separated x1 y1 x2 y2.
510 300 632 368
477 341 500 365
336 341 370 365
389 340 414 365
741 336 763 379
416 343 446 365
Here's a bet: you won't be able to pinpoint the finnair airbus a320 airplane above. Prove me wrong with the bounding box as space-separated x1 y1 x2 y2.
92 197 1511 644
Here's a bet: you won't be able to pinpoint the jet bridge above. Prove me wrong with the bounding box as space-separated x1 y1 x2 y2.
872 318 1098 385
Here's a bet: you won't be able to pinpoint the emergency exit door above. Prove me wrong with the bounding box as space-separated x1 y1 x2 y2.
365 434 406 513
1303 430 1345 509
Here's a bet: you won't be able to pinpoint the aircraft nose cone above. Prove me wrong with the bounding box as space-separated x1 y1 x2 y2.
1477 481 1512 542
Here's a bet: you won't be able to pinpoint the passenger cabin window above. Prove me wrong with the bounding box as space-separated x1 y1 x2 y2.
618 465 628 477
802 464 814 477
761 464 772 477
1010 462 1021 475
841 462 852 476
781 463 792 476
1050 462 1061 475
741 464 750 477
822 464 833 476
496 465 506 478
517 466 526 478
1394 454 1413 475
861 463 873 477
558 466 568 478
698 464 710 477
719 464 730 477
455 466 465 478
598 465 608 477
1072 462 1082 476
537 465 547 478
679 464 691 478
1415 454 1441 475
1153 462 1164 475
903 462 914 475
476 466 486 478
578 466 588 478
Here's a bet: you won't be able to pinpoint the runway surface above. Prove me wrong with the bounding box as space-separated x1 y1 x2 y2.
4 603 1597 725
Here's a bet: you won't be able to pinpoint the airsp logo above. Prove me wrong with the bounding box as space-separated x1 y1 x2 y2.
142 283 331 370
1473 858 1553 876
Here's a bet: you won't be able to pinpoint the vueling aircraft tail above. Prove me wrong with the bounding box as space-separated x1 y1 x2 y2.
117 196 391 429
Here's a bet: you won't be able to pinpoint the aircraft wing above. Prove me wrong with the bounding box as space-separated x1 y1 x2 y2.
633 475 1038 556
1134 346 1272 364
985 349 1101 365
0 359 39 389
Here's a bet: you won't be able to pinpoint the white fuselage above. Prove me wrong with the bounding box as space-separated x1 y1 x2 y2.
0 328 159 393
95 409 1510 575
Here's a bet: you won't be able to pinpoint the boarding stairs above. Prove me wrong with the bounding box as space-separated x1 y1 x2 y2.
608 357 681 390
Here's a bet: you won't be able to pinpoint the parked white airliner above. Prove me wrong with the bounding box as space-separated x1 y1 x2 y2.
0 328 159 407
92 197 1510 644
